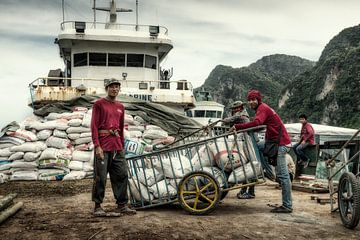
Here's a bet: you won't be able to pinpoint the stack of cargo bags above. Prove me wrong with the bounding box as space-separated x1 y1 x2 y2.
0 107 175 183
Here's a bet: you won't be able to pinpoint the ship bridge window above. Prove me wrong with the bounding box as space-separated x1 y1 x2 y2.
217 111 222 118
205 111 217 118
74 53 87 67
127 54 144 67
185 110 193 117
108 53 125 66
194 110 205 118
89 53 106 66
145 55 157 69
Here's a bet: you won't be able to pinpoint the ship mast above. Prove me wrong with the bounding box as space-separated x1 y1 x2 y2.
93 0 132 27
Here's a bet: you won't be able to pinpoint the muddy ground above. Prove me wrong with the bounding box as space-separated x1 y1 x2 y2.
0 180 359 240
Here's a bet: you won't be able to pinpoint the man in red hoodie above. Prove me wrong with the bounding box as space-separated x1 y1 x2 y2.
230 90 293 213
293 114 315 168
91 78 136 216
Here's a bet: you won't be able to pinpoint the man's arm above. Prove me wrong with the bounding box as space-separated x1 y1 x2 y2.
234 109 266 130
120 106 125 148
91 103 104 159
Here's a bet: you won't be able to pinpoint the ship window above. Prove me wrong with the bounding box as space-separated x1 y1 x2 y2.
89 53 106 66
145 55 157 69
194 110 205 118
74 53 87 67
127 54 144 67
108 53 125 66
185 110 193 117
217 111 222 118
206 111 217 118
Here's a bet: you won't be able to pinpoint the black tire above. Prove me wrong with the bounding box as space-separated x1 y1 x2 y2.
337 172 360 229
178 171 221 215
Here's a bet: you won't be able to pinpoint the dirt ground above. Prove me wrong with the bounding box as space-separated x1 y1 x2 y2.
0 180 359 240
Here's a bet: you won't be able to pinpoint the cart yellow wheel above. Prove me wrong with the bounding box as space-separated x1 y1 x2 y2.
178 171 221 215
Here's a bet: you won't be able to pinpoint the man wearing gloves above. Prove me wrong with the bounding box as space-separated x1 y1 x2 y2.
230 90 293 213
223 101 255 199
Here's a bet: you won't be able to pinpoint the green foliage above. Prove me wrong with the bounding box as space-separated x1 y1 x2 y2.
199 25 360 129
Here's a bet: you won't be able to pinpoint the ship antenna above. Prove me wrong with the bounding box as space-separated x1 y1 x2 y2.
62 0 65 22
93 0 96 28
136 0 139 31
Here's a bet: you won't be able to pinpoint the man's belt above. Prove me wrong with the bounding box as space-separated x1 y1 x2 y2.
98 129 120 137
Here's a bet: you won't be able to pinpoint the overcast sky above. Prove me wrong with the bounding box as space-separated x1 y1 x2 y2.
0 0 359 128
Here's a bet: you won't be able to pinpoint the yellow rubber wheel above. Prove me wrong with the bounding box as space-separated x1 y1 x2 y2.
178 171 221 215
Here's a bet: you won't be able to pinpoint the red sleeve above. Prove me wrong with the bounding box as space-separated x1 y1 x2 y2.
91 102 101 148
120 105 125 148
304 124 314 142
234 106 267 130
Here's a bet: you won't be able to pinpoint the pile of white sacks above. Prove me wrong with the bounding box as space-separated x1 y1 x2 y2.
0 107 175 184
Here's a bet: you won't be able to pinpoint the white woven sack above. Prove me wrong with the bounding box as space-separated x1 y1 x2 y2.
66 127 91 134
6 129 38 142
72 150 93 162
10 170 38 181
68 119 82 127
135 168 164 187
0 148 12 157
153 154 191 178
190 145 214 170
46 136 71 149
68 160 84 170
63 170 86 180
36 130 53 140
129 130 142 138
39 148 72 161
142 128 168 140
128 125 145 132
68 133 80 140
125 114 134 125
81 114 92 128
210 140 247 172
53 129 68 139
24 151 41 162
150 179 177 199
228 161 262 184
10 141 47 153
74 137 92 145
128 177 154 202
80 132 91 138
8 152 25 161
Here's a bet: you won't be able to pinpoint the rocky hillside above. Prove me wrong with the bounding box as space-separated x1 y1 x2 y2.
199 54 315 117
278 24 360 128
200 24 360 129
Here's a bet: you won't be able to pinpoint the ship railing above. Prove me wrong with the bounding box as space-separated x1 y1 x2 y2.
60 21 168 35
29 77 192 91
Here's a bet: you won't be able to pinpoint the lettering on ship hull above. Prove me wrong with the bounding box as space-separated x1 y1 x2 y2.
128 94 153 101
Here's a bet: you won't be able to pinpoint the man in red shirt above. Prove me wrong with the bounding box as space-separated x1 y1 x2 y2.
91 78 136 216
230 90 293 213
293 114 315 168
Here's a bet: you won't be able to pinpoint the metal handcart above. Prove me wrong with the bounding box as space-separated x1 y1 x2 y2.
327 129 360 229
126 125 266 215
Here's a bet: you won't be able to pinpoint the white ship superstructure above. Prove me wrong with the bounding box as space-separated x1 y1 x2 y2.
29 0 195 112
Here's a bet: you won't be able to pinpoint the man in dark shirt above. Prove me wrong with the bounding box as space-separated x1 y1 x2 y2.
91 78 136 216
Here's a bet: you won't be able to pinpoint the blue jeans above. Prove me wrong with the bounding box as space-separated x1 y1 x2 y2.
293 142 310 162
258 142 292 210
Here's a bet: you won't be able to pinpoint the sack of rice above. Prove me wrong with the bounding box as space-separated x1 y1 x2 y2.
53 129 68 139
10 141 47 153
6 129 38 142
124 139 146 156
228 161 262 184
153 154 191 178
150 179 177 199
142 128 168 140
46 136 72 149
68 119 82 127
128 177 154 202
63 171 86 180
72 150 93 162
36 129 53 140
23 151 42 162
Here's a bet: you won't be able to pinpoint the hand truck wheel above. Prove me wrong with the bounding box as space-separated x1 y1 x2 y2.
338 172 360 229
178 171 221 215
